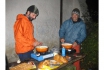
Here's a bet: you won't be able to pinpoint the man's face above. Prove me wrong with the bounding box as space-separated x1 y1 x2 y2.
28 11 37 21
72 13 79 22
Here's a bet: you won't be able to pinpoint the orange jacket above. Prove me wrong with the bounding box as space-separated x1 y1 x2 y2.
14 14 36 54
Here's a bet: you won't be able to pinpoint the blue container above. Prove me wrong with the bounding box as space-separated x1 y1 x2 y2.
62 47 66 56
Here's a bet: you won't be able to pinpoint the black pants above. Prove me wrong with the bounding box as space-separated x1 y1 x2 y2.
6 56 9 70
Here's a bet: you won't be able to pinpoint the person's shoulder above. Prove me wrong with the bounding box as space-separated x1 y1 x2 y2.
16 14 22 16
79 18 85 24
16 14 27 20
63 18 71 24
65 18 71 22
79 18 86 28
16 14 23 18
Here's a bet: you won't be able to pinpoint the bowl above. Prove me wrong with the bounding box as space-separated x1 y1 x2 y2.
36 46 48 53
61 43 72 49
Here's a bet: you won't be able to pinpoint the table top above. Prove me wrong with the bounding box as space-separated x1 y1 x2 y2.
55 53 86 70
8 53 85 70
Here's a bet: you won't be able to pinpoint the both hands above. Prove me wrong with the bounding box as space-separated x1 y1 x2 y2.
34 39 78 47
60 38 78 47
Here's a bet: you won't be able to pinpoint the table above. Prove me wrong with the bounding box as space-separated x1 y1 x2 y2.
55 53 86 70
8 53 85 70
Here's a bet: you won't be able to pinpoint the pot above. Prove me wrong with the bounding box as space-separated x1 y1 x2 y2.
36 46 48 53
61 43 72 49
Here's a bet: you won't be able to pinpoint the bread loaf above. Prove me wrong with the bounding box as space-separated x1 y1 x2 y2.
38 60 50 69
54 54 68 63
60 56 68 63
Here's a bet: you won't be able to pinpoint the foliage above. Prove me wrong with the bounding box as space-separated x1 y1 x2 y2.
80 20 98 69
77 0 98 69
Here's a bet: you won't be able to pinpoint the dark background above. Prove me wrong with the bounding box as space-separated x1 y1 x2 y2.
81 0 98 70
86 0 98 22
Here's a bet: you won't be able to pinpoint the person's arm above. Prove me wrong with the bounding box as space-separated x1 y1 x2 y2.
75 23 87 44
59 21 67 43
59 21 67 39
14 19 36 47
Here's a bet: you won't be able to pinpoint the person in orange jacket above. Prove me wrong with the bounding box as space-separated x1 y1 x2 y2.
13 5 42 62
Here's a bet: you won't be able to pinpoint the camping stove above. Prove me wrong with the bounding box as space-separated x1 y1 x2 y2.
31 52 54 61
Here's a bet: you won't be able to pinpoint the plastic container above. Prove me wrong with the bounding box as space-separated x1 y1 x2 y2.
62 47 66 56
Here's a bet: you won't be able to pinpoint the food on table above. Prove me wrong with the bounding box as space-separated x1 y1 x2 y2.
38 59 61 70
9 63 36 70
54 54 68 63
50 60 58 64
60 56 68 63
54 54 61 62
38 60 50 69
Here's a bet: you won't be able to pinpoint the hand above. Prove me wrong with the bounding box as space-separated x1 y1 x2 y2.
33 41 42 46
72 42 78 48
39 42 43 46
60 38 65 43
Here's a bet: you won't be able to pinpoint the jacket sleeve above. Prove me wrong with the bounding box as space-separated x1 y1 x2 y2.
14 19 36 47
76 23 87 44
59 21 66 39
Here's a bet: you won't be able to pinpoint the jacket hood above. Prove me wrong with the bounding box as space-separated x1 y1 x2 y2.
16 14 28 20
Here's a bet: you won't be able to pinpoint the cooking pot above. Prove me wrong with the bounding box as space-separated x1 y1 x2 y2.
36 46 48 53
61 43 72 49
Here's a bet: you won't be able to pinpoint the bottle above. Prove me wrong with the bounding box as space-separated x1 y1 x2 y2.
62 47 66 56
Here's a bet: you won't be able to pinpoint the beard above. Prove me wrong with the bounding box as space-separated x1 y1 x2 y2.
28 15 35 21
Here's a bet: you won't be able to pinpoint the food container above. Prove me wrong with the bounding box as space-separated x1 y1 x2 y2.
61 43 72 49
36 46 48 53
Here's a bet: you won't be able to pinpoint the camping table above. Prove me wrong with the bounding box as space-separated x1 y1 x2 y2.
55 53 86 70
8 53 86 70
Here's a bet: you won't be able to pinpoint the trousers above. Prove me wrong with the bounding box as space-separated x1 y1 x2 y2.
73 45 81 70
17 50 34 61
